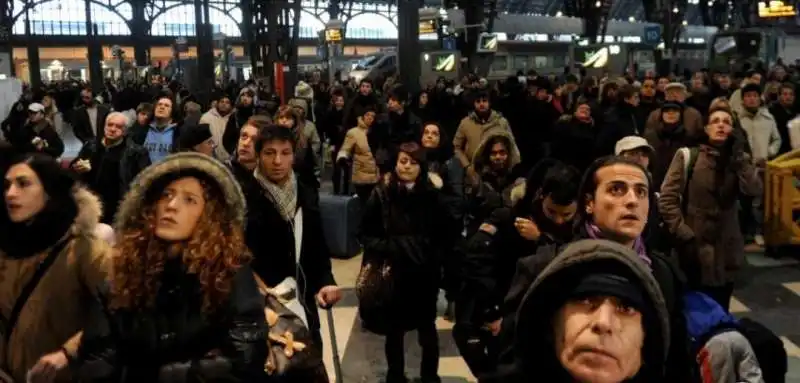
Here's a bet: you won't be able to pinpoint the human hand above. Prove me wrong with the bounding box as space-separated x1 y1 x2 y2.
514 217 541 241
27 349 69 383
316 285 342 308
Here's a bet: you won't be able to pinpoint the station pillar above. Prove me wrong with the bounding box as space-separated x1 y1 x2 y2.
84 0 104 92
0 0 13 77
397 0 421 93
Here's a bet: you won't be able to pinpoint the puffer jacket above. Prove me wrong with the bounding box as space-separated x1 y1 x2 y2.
71 153 270 382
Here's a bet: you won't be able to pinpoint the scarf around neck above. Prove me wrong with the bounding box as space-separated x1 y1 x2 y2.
254 166 298 221
584 222 651 266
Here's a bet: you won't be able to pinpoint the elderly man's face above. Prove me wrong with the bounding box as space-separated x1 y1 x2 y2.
553 295 644 383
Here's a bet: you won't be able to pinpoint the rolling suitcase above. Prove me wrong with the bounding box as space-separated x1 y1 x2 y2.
319 193 361 259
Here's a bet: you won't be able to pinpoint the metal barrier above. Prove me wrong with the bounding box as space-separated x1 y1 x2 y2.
764 149 800 246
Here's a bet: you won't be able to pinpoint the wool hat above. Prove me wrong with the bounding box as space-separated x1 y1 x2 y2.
178 123 213 150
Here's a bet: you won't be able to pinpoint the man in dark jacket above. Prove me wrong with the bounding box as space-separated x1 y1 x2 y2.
457 160 581 378
70 88 110 143
70 111 150 223
243 125 340 349
484 156 695 383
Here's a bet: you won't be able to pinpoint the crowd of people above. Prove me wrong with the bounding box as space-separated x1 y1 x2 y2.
0 64 793 383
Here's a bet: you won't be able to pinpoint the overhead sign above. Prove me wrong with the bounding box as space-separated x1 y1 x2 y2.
758 1 796 17
419 19 437 35
581 45 621 68
643 25 661 46
476 33 498 53
433 54 456 72
324 28 343 43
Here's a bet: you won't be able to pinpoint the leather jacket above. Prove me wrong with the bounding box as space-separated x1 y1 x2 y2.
72 260 269 382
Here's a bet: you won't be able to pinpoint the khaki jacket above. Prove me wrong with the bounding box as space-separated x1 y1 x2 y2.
338 118 380 185
0 187 111 382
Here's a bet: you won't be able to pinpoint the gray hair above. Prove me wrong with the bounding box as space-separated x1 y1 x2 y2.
106 111 130 127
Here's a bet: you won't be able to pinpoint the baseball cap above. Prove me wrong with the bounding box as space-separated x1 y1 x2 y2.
615 136 654 156
28 103 45 113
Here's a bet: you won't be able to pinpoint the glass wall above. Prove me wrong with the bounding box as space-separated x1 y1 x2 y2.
10 0 402 40
12 0 132 35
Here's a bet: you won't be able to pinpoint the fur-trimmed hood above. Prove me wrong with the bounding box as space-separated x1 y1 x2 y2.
114 152 247 232
71 186 104 236
471 131 521 173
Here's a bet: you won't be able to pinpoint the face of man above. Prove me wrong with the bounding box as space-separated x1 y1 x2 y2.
104 114 127 141
586 164 649 246
553 295 645 383
258 139 294 184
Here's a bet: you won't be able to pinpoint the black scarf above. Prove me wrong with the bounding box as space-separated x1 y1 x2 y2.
0 199 77 259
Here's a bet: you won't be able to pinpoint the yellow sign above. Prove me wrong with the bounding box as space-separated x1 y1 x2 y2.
325 28 343 43
758 1 796 17
419 20 437 35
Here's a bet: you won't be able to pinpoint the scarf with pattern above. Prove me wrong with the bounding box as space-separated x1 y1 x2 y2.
254 166 298 221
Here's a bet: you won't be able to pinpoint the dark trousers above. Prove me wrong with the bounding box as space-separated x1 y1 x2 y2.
698 283 735 312
385 321 440 380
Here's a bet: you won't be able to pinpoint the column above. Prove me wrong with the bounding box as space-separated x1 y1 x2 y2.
84 0 104 92
130 0 149 66
397 0 420 94
461 1 483 74
0 0 12 77
24 8 41 87
194 0 214 104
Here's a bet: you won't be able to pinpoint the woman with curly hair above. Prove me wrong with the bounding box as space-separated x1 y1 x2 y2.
70 152 269 382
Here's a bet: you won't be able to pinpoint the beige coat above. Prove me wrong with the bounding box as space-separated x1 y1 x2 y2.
658 145 761 286
453 111 520 169
338 118 380 185
0 187 111 381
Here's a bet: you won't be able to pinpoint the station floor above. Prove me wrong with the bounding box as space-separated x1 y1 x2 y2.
58 125 800 383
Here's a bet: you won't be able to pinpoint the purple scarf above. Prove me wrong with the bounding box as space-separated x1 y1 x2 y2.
584 222 652 267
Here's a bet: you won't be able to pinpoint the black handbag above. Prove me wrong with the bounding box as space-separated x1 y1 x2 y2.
253 274 328 382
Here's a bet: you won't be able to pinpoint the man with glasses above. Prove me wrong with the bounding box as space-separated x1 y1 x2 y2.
6 102 64 157
71 112 150 223
70 88 110 144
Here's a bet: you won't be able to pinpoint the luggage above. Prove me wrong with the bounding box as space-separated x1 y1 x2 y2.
319 193 361 259
737 317 787 383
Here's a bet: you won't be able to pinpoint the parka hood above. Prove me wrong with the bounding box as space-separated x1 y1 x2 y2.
471 132 520 173
514 239 670 379
71 186 104 236
114 152 247 232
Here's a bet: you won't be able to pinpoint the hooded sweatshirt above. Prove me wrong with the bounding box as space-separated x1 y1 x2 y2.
514 239 671 382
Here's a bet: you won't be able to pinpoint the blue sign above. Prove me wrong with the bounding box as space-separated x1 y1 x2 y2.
644 25 661 46
442 37 456 51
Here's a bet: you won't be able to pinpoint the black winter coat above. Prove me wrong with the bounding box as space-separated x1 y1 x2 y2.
243 178 336 334
359 174 457 334
73 261 270 383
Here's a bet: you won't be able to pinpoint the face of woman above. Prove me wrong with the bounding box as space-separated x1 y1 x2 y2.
395 152 420 183
363 111 376 126
419 93 428 106
421 124 441 148
277 117 295 129
42 96 52 108
154 177 206 242
661 109 681 124
574 104 591 120
4 164 47 223
705 110 734 144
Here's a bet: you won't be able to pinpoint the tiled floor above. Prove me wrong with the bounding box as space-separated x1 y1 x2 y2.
318 252 800 383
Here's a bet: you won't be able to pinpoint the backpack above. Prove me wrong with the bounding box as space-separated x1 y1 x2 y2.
683 291 739 350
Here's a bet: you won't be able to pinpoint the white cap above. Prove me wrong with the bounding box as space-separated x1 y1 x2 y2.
28 103 45 113
615 136 654 156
